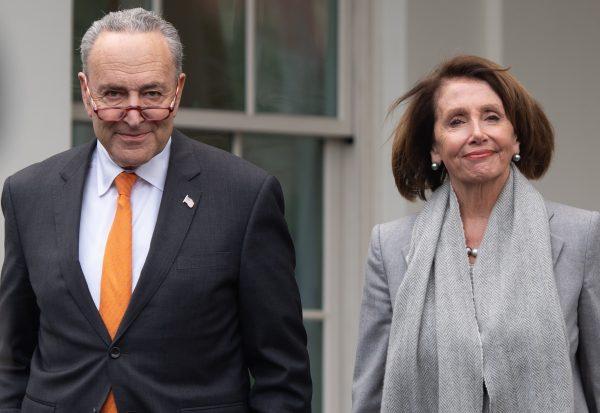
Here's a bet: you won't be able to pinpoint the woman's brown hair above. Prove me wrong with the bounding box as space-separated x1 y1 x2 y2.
391 55 554 201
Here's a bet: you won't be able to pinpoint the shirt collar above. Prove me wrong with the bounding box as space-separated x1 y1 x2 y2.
96 138 171 196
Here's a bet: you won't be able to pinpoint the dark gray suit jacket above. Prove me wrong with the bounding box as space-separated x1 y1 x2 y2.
353 201 600 413
0 130 312 412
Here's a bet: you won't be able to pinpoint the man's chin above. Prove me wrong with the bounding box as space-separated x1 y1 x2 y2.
109 148 155 169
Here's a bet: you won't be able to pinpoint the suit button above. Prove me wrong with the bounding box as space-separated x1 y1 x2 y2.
109 346 121 359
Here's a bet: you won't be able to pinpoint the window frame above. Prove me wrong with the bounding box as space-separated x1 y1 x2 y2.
74 0 351 139
72 1 351 411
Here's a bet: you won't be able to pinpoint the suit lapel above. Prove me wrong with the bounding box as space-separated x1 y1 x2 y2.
400 202 564 267
54 140 111 345
400 244 410 267
545 202 564 267
115 132 202 341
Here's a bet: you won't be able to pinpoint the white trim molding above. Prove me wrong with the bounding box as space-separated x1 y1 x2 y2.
72 103 353 138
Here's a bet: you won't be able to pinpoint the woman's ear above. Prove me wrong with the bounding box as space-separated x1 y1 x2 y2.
512 136 520 155
430 145 442 165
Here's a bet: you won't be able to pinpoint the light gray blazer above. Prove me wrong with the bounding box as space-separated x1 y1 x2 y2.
352 201 600 413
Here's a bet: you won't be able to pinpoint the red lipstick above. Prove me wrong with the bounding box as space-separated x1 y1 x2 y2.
464 150 495 160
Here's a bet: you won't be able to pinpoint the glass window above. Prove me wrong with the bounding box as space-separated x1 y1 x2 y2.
72 121 96 146
255 0 337 116
163 0 245 110
243 134 324 413
72 0 152 102
304 320 323 413
242 134 323 309
72 1 337 409
176 129 233 152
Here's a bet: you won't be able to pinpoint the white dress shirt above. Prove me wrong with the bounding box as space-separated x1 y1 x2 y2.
79 139 171 308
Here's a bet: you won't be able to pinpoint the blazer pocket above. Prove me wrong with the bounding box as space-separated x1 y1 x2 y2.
180 401 247 412
175 252 235 271
21 394 56 413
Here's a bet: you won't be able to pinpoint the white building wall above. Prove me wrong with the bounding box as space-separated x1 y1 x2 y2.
503 0 600 211
0 1 72 261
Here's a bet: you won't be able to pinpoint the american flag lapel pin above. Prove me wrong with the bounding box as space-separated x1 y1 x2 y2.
183 195 195 208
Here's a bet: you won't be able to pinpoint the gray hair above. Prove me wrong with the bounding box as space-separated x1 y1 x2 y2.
80 8 183 75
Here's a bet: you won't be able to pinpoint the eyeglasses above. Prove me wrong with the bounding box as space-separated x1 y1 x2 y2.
84 80 179 122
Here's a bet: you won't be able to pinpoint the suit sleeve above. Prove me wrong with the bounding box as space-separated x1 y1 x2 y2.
352 225 393 413
578 210 600 412
0 177 39 411
238 175 312 413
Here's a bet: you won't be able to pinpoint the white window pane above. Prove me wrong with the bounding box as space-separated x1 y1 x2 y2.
255 0 337 116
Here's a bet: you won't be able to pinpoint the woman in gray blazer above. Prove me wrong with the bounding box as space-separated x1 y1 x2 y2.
352 55 599 413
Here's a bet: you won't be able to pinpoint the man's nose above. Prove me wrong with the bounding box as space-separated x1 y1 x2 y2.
122 107 144 127
122 93 144 126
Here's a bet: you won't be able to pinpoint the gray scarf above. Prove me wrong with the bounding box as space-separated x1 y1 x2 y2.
381 166 574 412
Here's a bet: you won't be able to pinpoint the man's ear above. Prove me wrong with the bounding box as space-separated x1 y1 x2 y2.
172 72 186 117
78 72 93 118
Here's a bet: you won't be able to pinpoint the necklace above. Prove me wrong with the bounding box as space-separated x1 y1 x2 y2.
466 246 479 257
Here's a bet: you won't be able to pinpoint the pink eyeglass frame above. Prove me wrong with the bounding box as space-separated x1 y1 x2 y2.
83 77 180 122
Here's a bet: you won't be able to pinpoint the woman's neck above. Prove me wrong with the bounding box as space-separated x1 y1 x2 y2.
451 170 510 247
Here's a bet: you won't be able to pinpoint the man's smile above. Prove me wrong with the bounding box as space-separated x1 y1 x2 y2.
114 131 151 140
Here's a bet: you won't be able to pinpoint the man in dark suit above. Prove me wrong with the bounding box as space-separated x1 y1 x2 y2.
0 8 311 413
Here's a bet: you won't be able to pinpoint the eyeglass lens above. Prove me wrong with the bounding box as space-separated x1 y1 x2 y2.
97 107 171 121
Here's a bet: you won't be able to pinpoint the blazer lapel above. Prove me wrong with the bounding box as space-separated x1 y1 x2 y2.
115 133 202 341
545 202 564 267
54 140 111 345
400 244 410 267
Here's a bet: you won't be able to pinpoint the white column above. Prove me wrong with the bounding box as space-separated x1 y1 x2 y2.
0 0 72 260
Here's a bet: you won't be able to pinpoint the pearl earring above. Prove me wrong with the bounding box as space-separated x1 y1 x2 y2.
512 153 521 162
431 162 440 171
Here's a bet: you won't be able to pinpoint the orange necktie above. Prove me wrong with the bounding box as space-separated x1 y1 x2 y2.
100 172 137 413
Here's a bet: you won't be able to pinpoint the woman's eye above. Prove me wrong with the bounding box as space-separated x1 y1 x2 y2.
449 118 464 127
485 114 500 121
